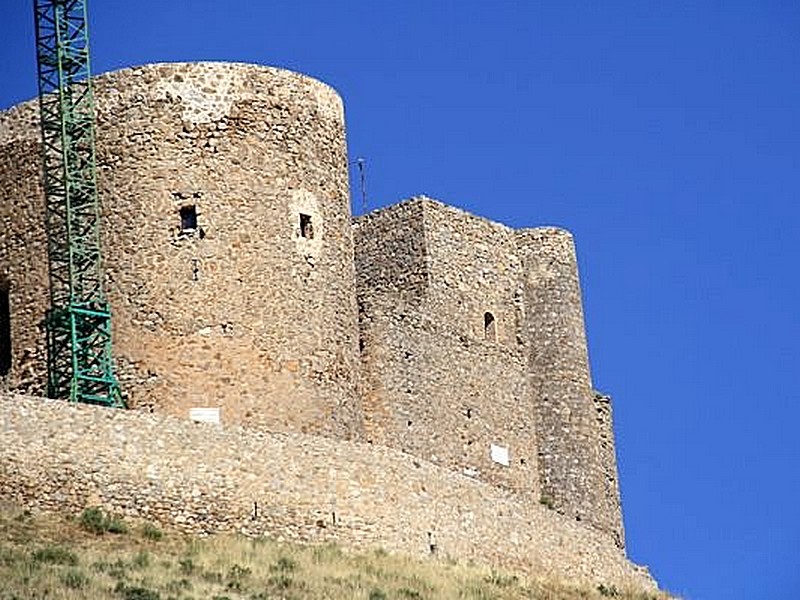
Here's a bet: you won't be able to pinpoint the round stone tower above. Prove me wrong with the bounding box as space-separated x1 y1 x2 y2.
516 227 608 530
0 62 362 438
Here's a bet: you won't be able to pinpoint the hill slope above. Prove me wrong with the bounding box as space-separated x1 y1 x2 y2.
0 505 672 600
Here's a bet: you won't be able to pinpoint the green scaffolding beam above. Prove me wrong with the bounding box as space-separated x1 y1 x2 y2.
34 0 122 407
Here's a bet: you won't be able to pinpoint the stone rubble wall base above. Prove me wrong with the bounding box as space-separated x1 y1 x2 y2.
0 393 655 591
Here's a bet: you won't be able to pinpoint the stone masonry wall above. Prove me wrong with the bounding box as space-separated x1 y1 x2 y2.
0 393 654 591
0 61 627 560
516 228 620 540
0 106 49 396
356 201 624 545
593 392 625 548
355 199 539 497
0 63 362 438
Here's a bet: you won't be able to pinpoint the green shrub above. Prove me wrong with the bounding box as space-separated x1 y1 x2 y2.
598 583 620 597
539 495 555 510
62 568 89 589
141 523 163 541
31 545 78 565
267 574 293 590
226 563 251 591
369 589 388 600
114 581 162 600
227 563 251 580
95 558 129 580
80 506 128 535
178 557 195 575
132 550 150 569
106 515 129 534
0 547 20 566
272 556 298 573
201 570 223 584
80 507 107 534
165 578 192 593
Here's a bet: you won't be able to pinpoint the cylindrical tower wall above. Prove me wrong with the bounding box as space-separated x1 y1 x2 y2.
593 392 625 548
0 103 49 396
516 228 606 531
0 62 362 438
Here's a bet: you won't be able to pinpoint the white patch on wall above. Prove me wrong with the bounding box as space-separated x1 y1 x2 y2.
154 67 244 123
462 466 479 478
490 443 509 466
189 407 220 425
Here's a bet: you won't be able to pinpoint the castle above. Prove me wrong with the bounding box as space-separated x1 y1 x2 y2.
0 62 640 584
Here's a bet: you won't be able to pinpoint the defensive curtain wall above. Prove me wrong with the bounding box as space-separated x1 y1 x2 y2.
1 61 639 585
0 393 655 591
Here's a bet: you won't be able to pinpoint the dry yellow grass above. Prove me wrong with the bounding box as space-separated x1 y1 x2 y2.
0 505 673 600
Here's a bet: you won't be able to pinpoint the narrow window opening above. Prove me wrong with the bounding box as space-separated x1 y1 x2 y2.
299 213 314 239
0 283 10 376
484 311 496 341
427 532 437 555
180 205 198 231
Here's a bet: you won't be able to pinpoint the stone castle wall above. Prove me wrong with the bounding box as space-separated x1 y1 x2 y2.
594 393 625 548
355 200 539 498
0 62 362 438
0 393 653 591
516 228 623 539
354 199 623 542
0 61 625 555
0 106 48 396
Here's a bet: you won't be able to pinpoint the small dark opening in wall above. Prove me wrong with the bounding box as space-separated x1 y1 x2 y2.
484 312 496 341
0 283 10 376
300 213 314 239
180 205 198 231
427 532 437 555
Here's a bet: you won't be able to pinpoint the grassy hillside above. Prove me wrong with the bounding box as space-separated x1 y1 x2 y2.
0 505 671 600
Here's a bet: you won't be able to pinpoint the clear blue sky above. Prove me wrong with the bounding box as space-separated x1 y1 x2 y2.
2 2 798 599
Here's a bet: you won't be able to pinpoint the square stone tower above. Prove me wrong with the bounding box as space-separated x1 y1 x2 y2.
355 197 623 546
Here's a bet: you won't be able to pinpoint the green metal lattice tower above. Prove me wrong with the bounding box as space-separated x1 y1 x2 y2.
33 0 122 407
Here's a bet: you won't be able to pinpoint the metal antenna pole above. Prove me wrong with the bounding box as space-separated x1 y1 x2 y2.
33 0 122 407
356 157 367 213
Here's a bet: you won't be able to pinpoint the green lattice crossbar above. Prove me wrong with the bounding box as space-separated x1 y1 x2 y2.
34 0 122 407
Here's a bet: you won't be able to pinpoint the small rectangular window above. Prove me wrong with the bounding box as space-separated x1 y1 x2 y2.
484 311 496 341
300 213 314 239
0 283 11 376
180 205 198 231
